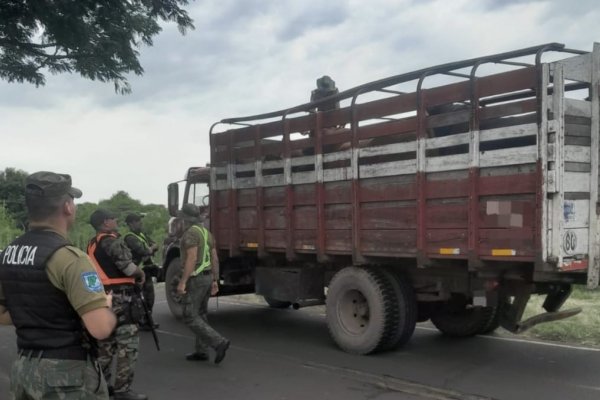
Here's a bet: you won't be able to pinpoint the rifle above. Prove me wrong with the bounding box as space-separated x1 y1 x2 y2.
133 285 160 351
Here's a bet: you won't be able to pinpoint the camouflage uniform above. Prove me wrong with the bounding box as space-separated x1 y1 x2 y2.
88 221 143 399
96 295 139 394
123 227 157 317
1 233 110 400
180 223 228 358
10 356 107 400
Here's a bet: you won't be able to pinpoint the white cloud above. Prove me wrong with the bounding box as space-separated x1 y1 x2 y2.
1 0 599 204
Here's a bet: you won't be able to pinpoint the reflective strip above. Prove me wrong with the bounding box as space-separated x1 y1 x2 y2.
246 242 258 248
439 248 460 255
491 249 516 256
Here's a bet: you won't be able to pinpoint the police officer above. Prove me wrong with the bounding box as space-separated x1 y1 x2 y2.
0 171 117 399
176 203 230 363
123 213 159 330
87 209 147 400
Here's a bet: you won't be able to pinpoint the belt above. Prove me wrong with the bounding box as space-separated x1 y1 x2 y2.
19 347 88 361
105 284 135 294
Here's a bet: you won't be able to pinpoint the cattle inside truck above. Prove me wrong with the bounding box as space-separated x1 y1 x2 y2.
164 43 600 354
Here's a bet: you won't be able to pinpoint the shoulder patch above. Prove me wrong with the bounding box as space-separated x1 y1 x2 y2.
81 271 103 293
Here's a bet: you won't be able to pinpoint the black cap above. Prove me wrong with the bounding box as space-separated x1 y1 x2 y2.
177 203 201 222
25 171 83 199
125 213 143 224
90 208 117 229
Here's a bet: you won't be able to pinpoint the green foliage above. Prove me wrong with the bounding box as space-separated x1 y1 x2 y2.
0 202 23 249
0 0 195 93
0 167 169 258
0 168 28 230
71 192 169 257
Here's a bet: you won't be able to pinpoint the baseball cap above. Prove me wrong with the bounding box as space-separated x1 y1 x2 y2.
90 208 117 229
125 213 143 224
25 171 82 199
177 203 201 222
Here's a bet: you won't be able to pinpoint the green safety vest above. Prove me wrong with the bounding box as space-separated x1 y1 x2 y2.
124 231 152 267
191 225 211 276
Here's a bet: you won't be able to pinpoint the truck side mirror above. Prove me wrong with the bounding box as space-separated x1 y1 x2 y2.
167 183 179 217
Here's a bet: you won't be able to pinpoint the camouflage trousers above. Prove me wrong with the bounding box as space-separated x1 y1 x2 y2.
10 355 108 400
97 293 139 394
182 274 227 354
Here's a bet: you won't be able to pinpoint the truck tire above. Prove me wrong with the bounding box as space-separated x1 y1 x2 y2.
165 257 184 319
326 267 399 354
479 306 501 334
264 297 292 309
375 268 417 350
430 298 490 337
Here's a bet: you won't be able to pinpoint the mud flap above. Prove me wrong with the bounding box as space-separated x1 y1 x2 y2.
507 308 582 334
500 283 581 333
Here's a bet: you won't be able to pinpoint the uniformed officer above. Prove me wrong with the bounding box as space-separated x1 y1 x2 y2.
0 171 117 400
176 203 230 363
123 213 159 330
87 209 147 400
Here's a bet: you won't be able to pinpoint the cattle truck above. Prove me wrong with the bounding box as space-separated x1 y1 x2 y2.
162 43 600 354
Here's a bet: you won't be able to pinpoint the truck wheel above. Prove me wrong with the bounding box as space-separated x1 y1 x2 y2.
326 267 399 354
264 297 292 309
375 268 417 350
430 296 489 337
165 257 184 319
479 306 501 334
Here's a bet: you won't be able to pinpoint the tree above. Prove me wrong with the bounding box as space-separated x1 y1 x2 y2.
0 202 23 249
0 0 194 94
0 167 28 230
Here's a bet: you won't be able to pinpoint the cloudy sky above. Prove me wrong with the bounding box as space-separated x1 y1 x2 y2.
2 0 599 205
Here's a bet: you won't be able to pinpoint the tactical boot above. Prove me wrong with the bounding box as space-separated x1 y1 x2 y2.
113 390 148 400
214 340 230 364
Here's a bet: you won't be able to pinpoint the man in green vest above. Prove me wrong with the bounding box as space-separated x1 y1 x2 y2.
175 203 230 364
123 213 159 330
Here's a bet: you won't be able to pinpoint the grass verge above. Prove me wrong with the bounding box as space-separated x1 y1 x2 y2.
517 286 600 347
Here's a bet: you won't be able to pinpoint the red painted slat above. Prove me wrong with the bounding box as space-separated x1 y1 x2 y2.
478 67 537 98
478 173 537 195
361 203 417 229
359 177 417 201
424 80 471 107
479 228 536 256
425 229 468 254
357 117 418 140
356 92 418 121
360 229 417 254
426 203 468 228
425 178 469 199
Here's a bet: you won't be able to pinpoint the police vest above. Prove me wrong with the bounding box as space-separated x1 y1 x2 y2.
0 230 84 351
123 231 151 265
87 233 135 287
191 225 211 276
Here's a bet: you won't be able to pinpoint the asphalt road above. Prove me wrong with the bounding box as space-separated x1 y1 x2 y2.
1 289 600 400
